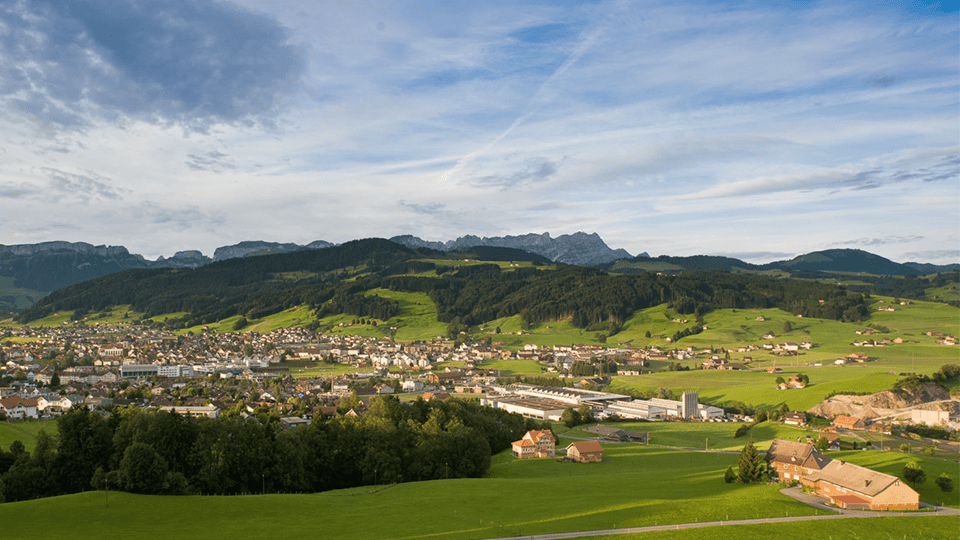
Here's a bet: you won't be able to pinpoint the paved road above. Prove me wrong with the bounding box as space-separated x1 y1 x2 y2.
474 487 959 540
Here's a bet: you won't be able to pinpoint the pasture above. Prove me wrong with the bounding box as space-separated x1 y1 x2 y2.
0 441 955 540
0 420 56 453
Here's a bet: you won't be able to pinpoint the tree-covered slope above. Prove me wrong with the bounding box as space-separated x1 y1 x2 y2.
16 239 871 331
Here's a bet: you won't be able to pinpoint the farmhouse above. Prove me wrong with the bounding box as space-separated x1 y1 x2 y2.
801 460 919 510
565 440 604 462
778 376 806 390
782 411 807 426
765 439 831 483
511 430 556 459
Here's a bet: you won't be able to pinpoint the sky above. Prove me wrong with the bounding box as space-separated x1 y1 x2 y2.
0 0 957 264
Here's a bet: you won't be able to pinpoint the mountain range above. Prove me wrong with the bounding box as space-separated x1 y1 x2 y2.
0 234 956 313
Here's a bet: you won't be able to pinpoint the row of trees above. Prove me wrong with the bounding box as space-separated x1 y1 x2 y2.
0 397 546 502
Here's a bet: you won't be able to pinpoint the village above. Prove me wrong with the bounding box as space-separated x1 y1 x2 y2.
0 319 956 428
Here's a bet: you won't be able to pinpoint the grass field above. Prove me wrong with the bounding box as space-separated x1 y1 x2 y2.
0 445 813 539
0 442 954 540
0 276 48 313
595 518 958 540
0 420 56 453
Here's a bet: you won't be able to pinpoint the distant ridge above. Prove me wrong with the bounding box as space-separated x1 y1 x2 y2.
0 237 955 313
762 249 922 276
211 240 334 261
390 232 636 266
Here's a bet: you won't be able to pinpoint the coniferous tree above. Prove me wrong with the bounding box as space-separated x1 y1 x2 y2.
737 440 765 484
724 465 736 483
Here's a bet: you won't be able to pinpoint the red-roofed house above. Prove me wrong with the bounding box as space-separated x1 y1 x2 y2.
0 397 39 420
765 439 832 483
802 460 919 511
511 430 556 459
565 440 604 463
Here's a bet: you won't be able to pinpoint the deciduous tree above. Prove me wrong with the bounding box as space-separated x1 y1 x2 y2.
903 461 926 486
936 473 954 493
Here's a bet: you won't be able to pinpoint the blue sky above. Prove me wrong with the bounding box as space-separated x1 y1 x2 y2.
0 0 956 263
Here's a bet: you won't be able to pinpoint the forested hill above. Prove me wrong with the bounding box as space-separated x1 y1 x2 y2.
16 238 870 330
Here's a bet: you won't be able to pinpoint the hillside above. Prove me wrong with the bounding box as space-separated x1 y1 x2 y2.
765 249 922 276
14 239 871 336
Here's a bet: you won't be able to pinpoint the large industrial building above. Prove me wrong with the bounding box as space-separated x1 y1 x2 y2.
483 385 724 421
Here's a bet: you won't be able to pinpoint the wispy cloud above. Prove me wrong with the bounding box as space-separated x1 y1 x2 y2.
399 201 446 216
42 168 124 202
0 182 42 200
831 236 924 247
127 202 225 232
675 148 959 201
472 157 559 189
186 151 236 173
901 250 960 263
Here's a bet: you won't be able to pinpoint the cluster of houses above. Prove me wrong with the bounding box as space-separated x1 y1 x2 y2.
510 430 605 463
925 331 957 346
766 439 919 511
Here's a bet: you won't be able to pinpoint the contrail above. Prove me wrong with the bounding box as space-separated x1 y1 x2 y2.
439 24 602 182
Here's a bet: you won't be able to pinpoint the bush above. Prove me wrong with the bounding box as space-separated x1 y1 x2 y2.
724 466 735 484
936 473 954 493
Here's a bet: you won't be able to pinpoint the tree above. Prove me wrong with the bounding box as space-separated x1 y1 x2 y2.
936 473 954 493
560 408 581 428
243 344 254 357
233 317 248 331
119 442 169 495
815 436 829 452
724 465 736 484
783 321 792 333
577 404 594 424
737 440 765 484
775 376 785 385
902 461 926 486
899 444 911 453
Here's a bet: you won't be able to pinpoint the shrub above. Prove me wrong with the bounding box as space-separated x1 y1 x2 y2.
936 473 954 493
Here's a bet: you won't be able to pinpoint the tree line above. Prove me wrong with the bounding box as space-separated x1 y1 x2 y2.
0 397 545 502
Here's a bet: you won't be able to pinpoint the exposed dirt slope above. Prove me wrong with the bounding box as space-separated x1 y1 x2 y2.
808 383 956 419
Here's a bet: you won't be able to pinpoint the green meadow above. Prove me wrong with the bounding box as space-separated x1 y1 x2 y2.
1 442 955 540
835 450 960 508
596 518 957 540
0 445 813 540
0 420 56 453
0 276 48 313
